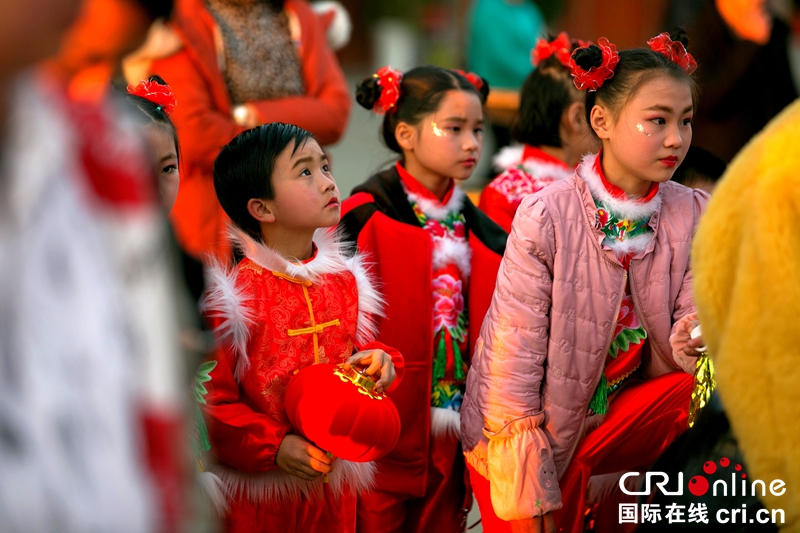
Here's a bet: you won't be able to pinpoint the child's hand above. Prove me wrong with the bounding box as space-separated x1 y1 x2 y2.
276 435 332 481
344 349 396 393
682 314 706 357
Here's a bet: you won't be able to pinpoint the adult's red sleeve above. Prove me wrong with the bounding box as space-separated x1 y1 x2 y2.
249 1 351 145
152 51 246 174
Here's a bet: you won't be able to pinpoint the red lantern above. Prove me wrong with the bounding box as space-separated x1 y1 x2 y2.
284 363 401 462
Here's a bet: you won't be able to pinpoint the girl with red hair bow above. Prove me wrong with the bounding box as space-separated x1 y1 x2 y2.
340 65 506 533
481 32 599 233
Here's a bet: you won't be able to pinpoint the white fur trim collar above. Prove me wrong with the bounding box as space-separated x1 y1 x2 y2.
520 157 573 183
492 145 524 171
203 226 386 379
577 153 662 221
404 184 466 222
211 459 375 503
230 225 351 281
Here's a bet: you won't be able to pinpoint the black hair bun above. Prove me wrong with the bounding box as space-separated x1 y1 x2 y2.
355 76 381 110
670 27 690 49
572 44 604 71
148 74 169 86
476 75 490 103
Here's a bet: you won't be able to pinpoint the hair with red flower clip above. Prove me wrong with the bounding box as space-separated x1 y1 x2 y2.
368 66 404 114
531 32 583 68
127 76 177 116
647 30 697 74
568 37 620 91
356 65 490 155
453 69 485 92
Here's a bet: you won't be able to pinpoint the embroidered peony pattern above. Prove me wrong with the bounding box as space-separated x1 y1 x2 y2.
433 274 465 333
407 194 470 411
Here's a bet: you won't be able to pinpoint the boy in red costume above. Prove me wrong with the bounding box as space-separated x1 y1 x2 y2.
198 123 403 533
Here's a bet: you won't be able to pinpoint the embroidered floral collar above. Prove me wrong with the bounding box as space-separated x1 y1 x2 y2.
396 162 454 204
577 152 662 222
395 162 466 221
592 151 659 203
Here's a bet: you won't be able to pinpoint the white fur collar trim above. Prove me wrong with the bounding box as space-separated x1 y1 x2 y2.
405 184 466 221
230 226 351 281
520 158 573 183
492 145 524 171
203 226 386 380
211 459 376 503
577 153 662 221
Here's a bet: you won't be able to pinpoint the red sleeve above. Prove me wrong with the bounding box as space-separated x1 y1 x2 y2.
478 184 515 234
358 340 405 393
202 330 290 474
151 51 247 175
249 1 351 145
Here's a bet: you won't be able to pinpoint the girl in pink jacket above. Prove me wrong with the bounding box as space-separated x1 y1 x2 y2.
462 29 709 532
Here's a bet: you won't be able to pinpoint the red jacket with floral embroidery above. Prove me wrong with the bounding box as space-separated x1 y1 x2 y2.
199 227 403 503
339 166 507 497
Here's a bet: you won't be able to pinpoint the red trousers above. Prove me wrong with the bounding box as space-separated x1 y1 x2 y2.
469 371 693 533
223 485 356 533
357 434 471 533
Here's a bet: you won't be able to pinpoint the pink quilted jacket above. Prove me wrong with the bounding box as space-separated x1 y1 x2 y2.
461 153 708 520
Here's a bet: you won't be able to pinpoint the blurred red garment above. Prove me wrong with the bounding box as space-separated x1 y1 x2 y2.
0 70 188 533
148 0 351 262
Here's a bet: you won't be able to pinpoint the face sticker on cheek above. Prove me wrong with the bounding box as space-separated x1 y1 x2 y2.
636 123 652 138
431 121 446 137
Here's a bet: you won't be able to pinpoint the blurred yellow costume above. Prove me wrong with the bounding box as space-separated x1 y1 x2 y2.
693 97 800 532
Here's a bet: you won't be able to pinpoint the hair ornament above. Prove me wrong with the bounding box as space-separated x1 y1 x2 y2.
127 79 177 116
568 37 619 92
531 32 578 68
372 66 403 114
453 69 485 91
647 32 697 74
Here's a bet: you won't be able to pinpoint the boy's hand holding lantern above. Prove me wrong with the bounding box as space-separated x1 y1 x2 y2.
284 352 401 464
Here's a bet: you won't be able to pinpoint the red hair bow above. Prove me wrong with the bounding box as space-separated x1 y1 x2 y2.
647 33 697 74
454 69 484 91
127 79 177 116
568 37 620 91
531 32 574 67
373 66 403 114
